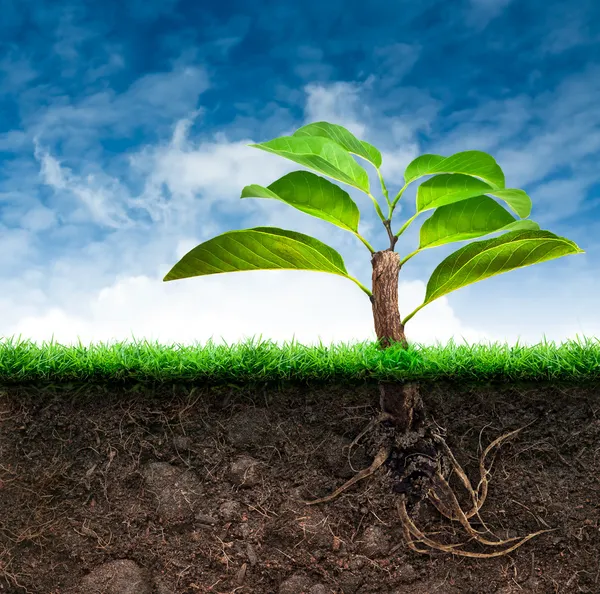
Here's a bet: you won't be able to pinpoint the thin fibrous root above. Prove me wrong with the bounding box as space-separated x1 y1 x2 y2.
301 445 391 505
429 472 524 546
472 425 531 511
428 481 497 541
397 497 556 558
433 425 529 522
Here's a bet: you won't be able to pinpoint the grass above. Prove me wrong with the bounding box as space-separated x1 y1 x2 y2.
0 333 599 385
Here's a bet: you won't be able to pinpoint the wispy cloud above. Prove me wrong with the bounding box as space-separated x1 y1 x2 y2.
34 141 136 229
465 0 516 29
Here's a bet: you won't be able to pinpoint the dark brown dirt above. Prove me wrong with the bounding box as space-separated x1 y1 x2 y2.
0 380 598 594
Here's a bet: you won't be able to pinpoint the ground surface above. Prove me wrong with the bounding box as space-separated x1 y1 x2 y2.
0 380 598 594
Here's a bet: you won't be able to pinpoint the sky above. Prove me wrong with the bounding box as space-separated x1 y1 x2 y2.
1 0 599 352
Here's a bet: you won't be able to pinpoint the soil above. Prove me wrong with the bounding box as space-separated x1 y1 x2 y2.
0 379 598 594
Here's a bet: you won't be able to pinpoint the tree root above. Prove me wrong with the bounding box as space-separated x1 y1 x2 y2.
397 496 554 558
301 421 556 557
300 445 391 506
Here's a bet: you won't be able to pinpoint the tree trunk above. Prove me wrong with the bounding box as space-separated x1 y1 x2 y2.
369 249 444 509
370 249 422 433
369 250 407 350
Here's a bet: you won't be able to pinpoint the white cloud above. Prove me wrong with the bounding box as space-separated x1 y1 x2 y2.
0 227 35 266
303 81 369 138
25 64 211 149
20 206 57 232
34 141 137 229
427 65 600 225
4 271 489 350
1 60 598 354
1 75 487 350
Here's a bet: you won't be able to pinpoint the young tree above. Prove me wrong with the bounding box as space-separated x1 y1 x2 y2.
164 122 582 556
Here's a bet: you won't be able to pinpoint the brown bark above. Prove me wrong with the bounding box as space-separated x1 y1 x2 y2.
370 249 424 434
370 250 407 350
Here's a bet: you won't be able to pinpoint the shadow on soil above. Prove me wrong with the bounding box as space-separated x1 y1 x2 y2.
0 380 598 594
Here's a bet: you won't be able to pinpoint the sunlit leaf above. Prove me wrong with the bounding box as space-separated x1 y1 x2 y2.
293 121 382 168
421 230 584 308
416 174 532 218
250 136 370 193
419 195 540 249
241 171 360 233
404 150 505 189
163 227 350 281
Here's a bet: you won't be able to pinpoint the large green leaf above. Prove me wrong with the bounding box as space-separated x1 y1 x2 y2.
404 150 506 189
422 230 584 308
293 121 382 168
249 136 370 193
416 174 532 217
419 195 540 250
241 171 360 233
163 227 350 282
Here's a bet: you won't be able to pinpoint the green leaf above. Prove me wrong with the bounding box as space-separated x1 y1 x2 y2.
422 230 584 308
416 174 532 218
241 171 360 233
360 140 383 169
419 195 540 250
489 189 533 217
404 150 506 189
249 136 370 193
163 227 350 282
293 121 382 168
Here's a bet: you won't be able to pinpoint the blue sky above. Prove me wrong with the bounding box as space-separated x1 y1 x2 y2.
1 0 599 350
